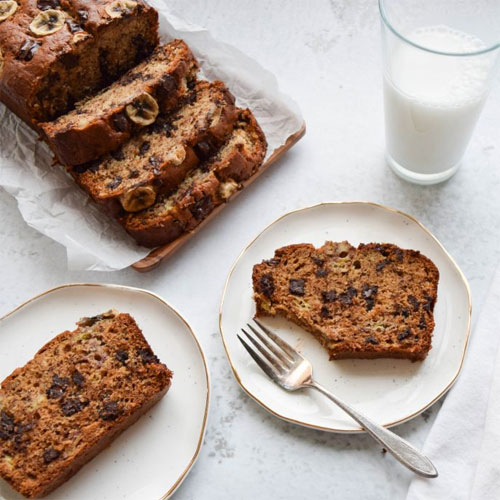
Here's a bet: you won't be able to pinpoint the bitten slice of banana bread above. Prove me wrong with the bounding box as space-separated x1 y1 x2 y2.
41 40 199 166
0 0 159 126
253 242 439 361
70 80 237 216
0 310 172 498
121 108 267 247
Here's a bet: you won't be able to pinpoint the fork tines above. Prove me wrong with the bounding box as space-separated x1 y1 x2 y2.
237 319 300 380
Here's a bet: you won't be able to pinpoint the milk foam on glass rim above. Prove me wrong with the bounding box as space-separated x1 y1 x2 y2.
384 26 491 177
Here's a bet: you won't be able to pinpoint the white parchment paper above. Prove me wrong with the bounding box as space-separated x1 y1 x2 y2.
0 2 303 271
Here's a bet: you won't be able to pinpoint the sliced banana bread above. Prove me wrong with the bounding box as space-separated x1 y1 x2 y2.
0 0 159 126
70 80 237 216
0 310 172 498
121 108 267 247
253 241 439 361
41 40 199 166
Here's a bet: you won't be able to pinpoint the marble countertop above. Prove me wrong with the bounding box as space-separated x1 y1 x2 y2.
1 1 499 498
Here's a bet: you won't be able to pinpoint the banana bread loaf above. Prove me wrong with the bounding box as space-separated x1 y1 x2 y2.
0 310 172 498
41 39 199 166
122 108 267 247
0 0 158 127
253 241 439 361
70 80 237 216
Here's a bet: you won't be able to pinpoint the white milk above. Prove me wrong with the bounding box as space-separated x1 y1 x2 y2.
384 26 491 175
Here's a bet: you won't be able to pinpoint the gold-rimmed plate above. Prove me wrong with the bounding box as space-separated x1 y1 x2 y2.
219 202 471 433
0 284 210 500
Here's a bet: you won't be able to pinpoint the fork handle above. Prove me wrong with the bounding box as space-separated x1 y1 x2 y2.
307 381 438 478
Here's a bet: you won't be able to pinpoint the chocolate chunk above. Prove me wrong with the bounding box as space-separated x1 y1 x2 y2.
43 448 60 464
376 245 390 257
12 422 33 450
66 19 83 33
60 397 88 417
99 401 122 421
129 169 140 179
18 40 41 62
77 9 88 21
320 305 331 319
158 74 177 96
312 257 324 267
423 295 435 313
115 349 129 364
347 287 358 297
139 141 151 156
401 308 410 318
111 148 125 161
289 279 305 296
190 195 213 220
149 155 162 167
418 315 427 330
362 284 378 311
106 176 122 190
394 248 404 262
132 34 155 63
339 293 352 305
37 0 59 10
408 295 420 312
353 260 361 269
259 274 275 299
264 258 280 267
362 284 378 299
194 140 214 160
365 298 375 311
397 328 411 341
78 314 103 327
137 348 159 364
376 259 391 272
321 290 337 303
365 336 379 345
72 370 84 388
0 411 15 440
315 268 328 278
111 112 129 133
46 375 69 400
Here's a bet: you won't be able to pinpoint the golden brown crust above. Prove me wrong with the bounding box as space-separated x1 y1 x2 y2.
0 0 159 127
252 241 439 362
122 108 267 247
0 311 172 498
40 40 199 165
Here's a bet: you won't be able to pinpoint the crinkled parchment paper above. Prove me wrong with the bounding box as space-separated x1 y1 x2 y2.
0 1 303 271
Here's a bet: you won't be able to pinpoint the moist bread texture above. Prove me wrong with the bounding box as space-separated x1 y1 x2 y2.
0 310 172 498
252 241 439 361
0 0 159 127
122 108 267 247
70 80 237 216
41 40 199 166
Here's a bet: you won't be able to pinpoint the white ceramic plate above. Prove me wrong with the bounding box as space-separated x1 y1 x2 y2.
219 202 471 433
0 284 209 500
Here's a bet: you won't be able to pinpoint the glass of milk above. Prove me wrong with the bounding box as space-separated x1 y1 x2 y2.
380 0 500 184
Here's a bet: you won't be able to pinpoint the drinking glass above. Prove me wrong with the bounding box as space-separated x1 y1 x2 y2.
379 0 500 185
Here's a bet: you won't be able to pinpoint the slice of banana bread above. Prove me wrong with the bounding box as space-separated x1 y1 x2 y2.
0 0 159 126
253 241 439 361
41 40 199 166
121 108 267 247
0 310 172 498
70 80 237 216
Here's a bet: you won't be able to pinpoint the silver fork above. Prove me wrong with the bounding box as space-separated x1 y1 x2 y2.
238 318 438 478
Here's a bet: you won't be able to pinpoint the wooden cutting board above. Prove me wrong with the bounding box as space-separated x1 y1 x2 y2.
132 122 306 272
